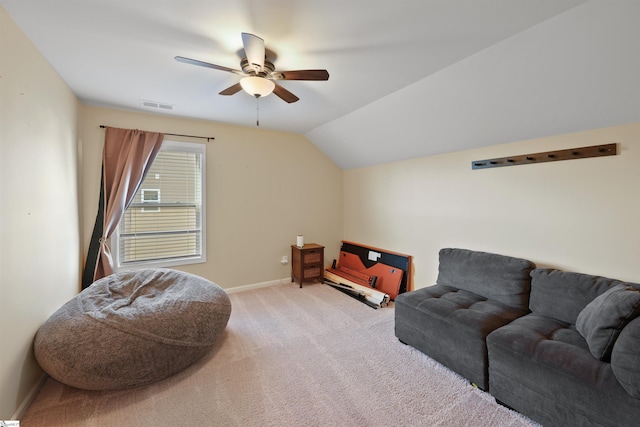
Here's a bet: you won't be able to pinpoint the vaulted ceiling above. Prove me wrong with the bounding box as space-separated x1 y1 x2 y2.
3 1 639 169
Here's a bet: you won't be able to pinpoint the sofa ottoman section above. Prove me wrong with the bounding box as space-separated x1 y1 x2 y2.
395 248 535 390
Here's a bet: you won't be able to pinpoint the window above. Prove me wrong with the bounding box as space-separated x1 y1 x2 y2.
140 189 160 212
113 140 206 269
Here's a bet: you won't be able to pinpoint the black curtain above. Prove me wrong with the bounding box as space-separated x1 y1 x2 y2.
81 169 104 289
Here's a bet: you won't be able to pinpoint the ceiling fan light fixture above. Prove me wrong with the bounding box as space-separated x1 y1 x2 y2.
240 76 275 98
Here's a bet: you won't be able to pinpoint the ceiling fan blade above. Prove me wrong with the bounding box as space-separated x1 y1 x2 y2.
241 33 265 72
175 56 244 75
272 83 299 103
219 82 243 96
275 69 330 81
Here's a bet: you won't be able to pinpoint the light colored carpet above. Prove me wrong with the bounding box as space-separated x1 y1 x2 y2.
21 282 540 427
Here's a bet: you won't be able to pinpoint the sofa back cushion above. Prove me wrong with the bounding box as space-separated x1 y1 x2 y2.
529 268 629 324
436 248 535 310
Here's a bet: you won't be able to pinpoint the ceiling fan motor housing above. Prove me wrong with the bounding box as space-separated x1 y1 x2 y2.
241 58 274 77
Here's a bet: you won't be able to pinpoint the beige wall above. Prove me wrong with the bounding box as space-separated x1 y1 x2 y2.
80 106 344 288
0 7 81 419
344 123 640 290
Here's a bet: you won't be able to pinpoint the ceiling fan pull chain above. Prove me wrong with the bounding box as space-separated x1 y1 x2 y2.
256 96 260 127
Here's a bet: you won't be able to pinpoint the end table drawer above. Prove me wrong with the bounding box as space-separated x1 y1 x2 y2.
304 266 321 278
304 251 322 263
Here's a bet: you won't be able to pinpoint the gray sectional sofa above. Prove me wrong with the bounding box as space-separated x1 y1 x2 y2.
395 248 640 427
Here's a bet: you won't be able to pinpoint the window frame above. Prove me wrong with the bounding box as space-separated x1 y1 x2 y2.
112 139 206 270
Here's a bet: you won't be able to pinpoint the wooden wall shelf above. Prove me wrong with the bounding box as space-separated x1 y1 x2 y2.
471 143 617 170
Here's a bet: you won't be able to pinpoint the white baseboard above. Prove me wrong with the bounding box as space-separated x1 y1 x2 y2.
225 277 291 294
12 374 47 420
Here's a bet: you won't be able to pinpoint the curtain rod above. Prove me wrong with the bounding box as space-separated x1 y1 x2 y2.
99 125 215 142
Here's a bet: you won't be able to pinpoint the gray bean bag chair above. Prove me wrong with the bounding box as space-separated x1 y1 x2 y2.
34 268 231 390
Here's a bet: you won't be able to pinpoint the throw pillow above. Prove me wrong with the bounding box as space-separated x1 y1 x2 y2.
576 284 640 361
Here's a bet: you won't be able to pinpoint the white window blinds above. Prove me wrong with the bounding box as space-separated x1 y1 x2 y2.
113 140 206 268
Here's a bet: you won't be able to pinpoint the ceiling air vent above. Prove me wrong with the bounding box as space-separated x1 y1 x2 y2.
140 100 175 111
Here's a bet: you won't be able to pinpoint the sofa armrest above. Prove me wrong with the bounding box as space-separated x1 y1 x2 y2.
611 316 640 398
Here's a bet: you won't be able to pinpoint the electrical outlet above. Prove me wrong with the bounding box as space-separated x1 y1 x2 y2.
280 255 289 265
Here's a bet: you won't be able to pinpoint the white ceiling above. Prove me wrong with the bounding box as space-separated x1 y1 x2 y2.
3 0 639 169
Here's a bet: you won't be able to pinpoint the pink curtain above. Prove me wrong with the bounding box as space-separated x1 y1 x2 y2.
93 127 164 281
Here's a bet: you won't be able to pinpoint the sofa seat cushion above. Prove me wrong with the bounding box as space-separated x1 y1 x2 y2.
395 284 527 390
488 314 640 427
34 269 231 390
397 285 528 335
489 314 601 380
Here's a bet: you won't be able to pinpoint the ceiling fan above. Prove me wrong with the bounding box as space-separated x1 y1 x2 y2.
175 33 329 103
